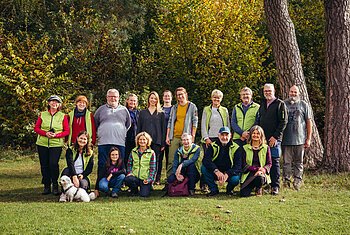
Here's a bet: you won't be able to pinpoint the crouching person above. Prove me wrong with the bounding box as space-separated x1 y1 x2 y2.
201 126 242 196
240 125 272 197
60 131 94 202
167 133 200 196
124 132 156 197
98 147 126 198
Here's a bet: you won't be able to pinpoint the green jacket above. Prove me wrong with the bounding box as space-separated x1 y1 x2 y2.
232 102 259 140
67 109 92 145
130 148 154 181
241 144 271 184
36 111 65 147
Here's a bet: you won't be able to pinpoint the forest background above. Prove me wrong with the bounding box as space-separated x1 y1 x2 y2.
0 0 325 150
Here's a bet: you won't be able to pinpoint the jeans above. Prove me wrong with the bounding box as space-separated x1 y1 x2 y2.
167 163 200 191
270 141 282 188
37 145 62 187
96 145 125 190
99 174 125 193
124 175 151 197
201 165 240 193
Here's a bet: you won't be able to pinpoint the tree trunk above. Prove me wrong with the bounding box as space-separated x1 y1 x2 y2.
264 0 324 169
323 0 350 172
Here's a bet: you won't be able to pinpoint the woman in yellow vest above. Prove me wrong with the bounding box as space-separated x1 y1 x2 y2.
34 95 70 195
59 131 94 202
240 125 272 197
124 132 156 197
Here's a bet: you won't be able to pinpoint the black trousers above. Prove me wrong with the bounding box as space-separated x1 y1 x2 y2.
240 175 266 197
124 176 151 197
37 145 62 187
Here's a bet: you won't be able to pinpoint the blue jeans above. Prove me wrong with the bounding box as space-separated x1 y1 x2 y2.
99 174 125 193
97 145 125 189
270 141 281 188
201 165 240 193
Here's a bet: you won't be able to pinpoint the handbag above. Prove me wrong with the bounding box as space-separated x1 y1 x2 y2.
167 177 189 197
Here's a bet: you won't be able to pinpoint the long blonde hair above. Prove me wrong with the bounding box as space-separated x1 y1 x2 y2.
148 91 163 113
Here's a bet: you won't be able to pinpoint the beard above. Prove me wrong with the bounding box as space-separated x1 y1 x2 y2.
289 96 300 104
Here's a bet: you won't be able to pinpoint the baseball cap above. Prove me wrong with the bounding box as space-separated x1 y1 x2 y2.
219 126 231 134
47 95 62 103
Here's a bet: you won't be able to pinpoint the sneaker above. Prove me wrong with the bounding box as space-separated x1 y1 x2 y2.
256 188 263 197
59 193 67 202
271 187 279 195
189 190 195 196
111 192 119 198
42 186 51 195
206 191 219 197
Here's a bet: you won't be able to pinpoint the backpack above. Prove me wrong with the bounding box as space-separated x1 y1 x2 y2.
167 177 189 197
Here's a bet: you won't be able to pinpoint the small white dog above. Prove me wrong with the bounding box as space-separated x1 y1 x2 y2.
59 175 96 202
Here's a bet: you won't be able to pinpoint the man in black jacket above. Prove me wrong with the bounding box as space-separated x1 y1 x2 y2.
201 126 242 196
258 83 288 195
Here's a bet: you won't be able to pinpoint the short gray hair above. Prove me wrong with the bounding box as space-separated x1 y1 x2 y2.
211 89 223 99
240 87 253 95
106 89 119 96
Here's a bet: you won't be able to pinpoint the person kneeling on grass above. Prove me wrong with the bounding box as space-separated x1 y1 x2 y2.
240 125 272 197
98 147 126 198
201 126 242 197
167 133 201 196
124 132 156 197
60 131 94 202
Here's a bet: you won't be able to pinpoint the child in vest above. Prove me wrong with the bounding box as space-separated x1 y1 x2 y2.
124 132 156 197
98 147 126 198
60 131 94 202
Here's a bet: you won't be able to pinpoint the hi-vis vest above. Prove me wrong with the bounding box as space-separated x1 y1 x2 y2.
36 111 65 147
232 102 259 140
176 144 201 172
130 148 154 180
67 109 92 145
202 105 229 142
70 147 93 172
211 141 240 167
241 144 271 184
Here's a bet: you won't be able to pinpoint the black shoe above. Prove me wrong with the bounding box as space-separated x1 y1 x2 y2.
129 189 139 197
271 187 279 195
207 191 219 197
42 186 51 195
161 184 168 191
52 185 60 196
111 192 118 198
226 190 234 196
189 190 195 196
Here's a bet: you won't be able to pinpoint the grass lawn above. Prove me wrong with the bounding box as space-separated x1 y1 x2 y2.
0 149 349 234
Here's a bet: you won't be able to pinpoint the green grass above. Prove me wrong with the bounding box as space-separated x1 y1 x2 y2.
0 149 349 234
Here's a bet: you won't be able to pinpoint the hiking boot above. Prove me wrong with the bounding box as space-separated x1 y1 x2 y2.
256 188 263 197
207 190 219 197
294 181 302 191
283 181 291 189
111 192 119 198
52 185 60 196
200 185 209 193
59 193 67 202
42 185 51 195
189 190 195 196
271 187 279 196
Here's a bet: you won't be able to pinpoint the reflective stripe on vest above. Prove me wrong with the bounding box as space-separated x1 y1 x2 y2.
241 144 271 184
68 109 92 145
176 144 201 172
211 141 239 167
36 111 65 147
233 102 260 140
131 148 153 180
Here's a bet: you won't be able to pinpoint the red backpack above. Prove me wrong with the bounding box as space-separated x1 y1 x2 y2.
167 177 189 197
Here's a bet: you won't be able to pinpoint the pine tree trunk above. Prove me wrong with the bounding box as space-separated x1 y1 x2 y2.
264 0 324 169
323 0 350 172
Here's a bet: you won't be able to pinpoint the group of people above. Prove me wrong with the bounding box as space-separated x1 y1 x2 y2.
34 83 312 199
